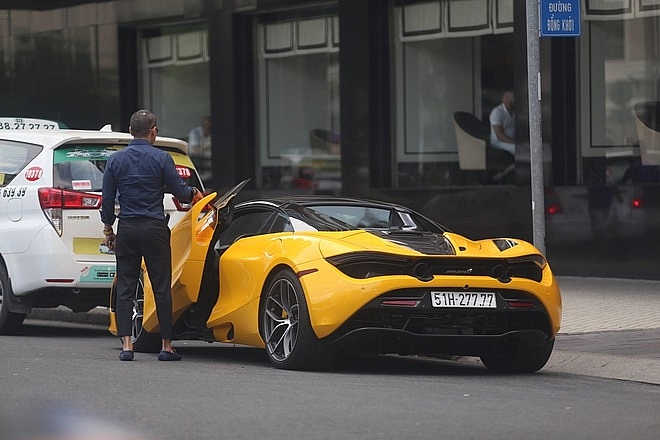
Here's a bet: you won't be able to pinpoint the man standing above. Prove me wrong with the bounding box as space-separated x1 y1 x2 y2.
101 110 204 361
489 90 515 155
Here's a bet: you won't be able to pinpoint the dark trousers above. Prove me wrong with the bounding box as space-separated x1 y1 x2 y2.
115 217 173 339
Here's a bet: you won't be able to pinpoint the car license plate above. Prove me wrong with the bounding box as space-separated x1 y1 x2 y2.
430 291 496 308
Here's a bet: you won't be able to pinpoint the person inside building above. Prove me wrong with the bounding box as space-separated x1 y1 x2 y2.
188 115 212 182
489 90 515 155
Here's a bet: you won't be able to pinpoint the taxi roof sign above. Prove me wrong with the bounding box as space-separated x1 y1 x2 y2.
0 117 61 130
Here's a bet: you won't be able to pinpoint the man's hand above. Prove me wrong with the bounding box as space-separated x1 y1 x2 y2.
191 187 204 204
493 125 513 143
103 225 116 251
103 232 116 251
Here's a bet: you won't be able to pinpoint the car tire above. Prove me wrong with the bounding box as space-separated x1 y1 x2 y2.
260 268 330 370
480 336 555 373
114 272 160 353
0 262 26 335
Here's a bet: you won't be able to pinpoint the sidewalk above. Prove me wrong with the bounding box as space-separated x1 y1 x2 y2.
544 276 660 384
27 276 660 383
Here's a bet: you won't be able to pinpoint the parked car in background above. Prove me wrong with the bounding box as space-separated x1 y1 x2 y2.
110 181 562 373
0 117 204 334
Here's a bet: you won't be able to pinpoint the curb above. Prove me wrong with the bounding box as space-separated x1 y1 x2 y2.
545 350 660 385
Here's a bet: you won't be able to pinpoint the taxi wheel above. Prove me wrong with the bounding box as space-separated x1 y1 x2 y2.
130 274 161 353
480 337 555 373
0 263 26 335
260 268 330 370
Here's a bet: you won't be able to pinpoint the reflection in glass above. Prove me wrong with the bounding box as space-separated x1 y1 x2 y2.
258 17 340 192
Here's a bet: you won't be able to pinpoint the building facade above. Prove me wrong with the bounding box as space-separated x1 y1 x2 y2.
1 0 659 279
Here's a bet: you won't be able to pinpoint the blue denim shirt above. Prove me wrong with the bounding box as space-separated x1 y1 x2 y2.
100 139 194 225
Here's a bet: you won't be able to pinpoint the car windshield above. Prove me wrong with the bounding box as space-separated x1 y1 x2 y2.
53 144 202 191
0 140 43 187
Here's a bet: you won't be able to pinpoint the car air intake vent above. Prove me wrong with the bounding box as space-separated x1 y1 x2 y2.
373 231 456 255
424 258 543 283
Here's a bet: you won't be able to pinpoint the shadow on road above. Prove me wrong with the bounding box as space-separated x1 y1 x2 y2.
175 343 493 376
19 320 108 338
18 320 542 377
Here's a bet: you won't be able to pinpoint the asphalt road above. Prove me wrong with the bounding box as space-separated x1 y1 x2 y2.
2 320 659 440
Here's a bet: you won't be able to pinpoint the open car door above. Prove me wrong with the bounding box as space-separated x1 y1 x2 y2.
108 179 250 337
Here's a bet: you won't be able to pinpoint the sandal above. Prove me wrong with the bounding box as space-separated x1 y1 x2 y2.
157 349 182 361
119 350 134 361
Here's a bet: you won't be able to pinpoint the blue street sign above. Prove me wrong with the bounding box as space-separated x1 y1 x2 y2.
540 0 581 37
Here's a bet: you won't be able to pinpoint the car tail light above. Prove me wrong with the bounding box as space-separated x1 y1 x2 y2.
296 268 319 278
171 191 213 212
38 187 102 236
546 203 562 215
326 252 412 279
171 195 193 212
381 299 419 307
545 188 562 215
505 300 535 309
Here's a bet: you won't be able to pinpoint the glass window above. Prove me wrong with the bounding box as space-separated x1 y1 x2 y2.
257 16 341 192
579 12 660 183
0 11 119 130
393 1 515 188
216 209 276 249
52 144 202 192
140 26 212 183
0 141 43 187
310 205 392 229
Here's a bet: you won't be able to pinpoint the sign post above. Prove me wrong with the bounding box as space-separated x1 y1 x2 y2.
526 0 581 255
526 0 545 254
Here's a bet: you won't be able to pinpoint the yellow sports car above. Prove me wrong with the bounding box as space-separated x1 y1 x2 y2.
109 180 561 372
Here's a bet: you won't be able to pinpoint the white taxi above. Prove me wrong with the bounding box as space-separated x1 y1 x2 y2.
0 117 205 333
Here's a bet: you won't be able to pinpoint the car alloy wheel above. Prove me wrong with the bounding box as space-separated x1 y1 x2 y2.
129 272 160 353
261 268 327 370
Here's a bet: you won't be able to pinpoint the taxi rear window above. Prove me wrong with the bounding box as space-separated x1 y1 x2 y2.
0 140 43 187
53 144 202 191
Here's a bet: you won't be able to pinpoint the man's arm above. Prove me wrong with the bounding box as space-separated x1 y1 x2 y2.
163 154 203 204
100 160 117 250
492 125 514 143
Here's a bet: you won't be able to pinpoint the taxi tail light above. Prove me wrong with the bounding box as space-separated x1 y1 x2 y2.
171 191 212 212
171 195 193 212
38 187 102 236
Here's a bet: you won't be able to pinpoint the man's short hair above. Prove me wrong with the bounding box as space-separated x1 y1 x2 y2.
129 110 157 137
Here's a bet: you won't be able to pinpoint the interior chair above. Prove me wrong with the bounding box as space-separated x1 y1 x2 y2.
633 101 660 166
453 111 514 183
453 111 488 170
